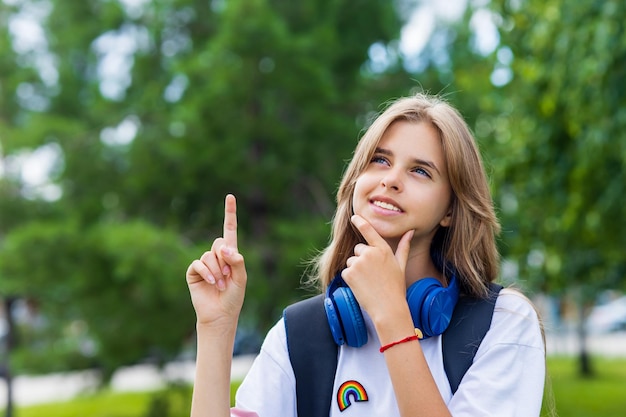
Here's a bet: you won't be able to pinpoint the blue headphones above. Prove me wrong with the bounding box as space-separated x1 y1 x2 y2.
324 270 459 347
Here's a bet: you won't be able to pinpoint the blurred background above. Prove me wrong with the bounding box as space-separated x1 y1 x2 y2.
0 0 624 416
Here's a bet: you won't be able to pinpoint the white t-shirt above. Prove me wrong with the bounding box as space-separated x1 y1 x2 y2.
233 288 546 417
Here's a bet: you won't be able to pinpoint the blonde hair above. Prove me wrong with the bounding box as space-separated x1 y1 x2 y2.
308 93 500 298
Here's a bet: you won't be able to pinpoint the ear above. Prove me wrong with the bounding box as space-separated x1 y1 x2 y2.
439 209 452 228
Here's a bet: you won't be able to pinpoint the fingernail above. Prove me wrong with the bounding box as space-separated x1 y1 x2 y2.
206 273 215 284
221 246 232 256
222 265 231 276
217 279 226 291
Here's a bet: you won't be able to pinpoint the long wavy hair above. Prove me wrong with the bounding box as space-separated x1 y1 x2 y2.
308 93 500 298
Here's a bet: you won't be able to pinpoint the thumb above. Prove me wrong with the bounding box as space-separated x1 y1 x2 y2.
220 246 247 284
395 229 414 273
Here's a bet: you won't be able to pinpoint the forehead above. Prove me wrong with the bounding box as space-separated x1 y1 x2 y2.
377 120 442 154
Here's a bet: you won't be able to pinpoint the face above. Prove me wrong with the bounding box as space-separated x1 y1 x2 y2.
352 120 453 250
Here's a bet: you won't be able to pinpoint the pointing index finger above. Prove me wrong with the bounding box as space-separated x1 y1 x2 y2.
351 215 386 248
223 194 238 249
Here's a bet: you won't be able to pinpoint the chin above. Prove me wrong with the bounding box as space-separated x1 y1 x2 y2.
370 225 405 241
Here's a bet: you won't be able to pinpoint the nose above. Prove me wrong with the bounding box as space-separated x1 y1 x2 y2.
381 168 402 191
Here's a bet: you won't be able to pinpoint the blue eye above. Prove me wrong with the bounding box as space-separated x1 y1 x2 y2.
371 155 389 165
413 167 431 178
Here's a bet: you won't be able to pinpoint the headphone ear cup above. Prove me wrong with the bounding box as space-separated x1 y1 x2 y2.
421 285 458 336
333 287 368 347
406 276 459 338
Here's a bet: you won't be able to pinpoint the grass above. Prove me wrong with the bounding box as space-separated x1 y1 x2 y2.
12 386 194 417
5 357 626 417
15 391 150 417
544 356 626 417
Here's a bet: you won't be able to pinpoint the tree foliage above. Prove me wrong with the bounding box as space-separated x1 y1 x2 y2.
487 0 626 295
0 0 406 376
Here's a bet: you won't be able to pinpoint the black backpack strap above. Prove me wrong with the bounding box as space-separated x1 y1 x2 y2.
283 294 337 417
442 283 503 394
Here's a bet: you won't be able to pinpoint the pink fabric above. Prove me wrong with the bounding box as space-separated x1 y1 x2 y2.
230 408 259 417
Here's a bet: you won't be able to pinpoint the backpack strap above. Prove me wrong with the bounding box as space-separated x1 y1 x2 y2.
442 283 503 393
283 294 338 417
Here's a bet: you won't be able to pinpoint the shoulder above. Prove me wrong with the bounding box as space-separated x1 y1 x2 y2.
450 289 546 415
495 287 541 319
262 316 289 354
239 317 292 386
489 287 545 349
283 294 332 349
284 294 325 319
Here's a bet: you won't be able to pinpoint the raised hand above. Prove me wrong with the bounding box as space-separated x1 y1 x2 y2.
341 214 414 322
186 194 247 328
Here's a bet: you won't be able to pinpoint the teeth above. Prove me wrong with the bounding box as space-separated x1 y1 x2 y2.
373 200 401 212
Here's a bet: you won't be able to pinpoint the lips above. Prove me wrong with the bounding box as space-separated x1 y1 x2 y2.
370 197 402 212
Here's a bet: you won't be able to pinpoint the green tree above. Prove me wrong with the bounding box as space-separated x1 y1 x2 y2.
1 220 195 377
488 0 626 375
0 0 407 382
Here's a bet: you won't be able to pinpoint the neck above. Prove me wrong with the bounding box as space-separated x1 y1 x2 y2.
403 247 444 287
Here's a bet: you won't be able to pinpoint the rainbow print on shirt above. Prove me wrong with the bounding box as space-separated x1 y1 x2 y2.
336 380 369 411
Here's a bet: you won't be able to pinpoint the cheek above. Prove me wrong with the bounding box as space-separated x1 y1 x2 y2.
352 183 363 210
354 172 377 193
352 179 369 213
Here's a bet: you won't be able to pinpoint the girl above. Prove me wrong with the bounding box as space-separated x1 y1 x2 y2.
186 93 546 417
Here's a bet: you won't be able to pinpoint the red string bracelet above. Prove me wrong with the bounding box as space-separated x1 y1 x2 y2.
379 329 423 353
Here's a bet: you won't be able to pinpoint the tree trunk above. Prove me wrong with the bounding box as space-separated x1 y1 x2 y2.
2 297 16 417
3 369 12 417
577 300 594 377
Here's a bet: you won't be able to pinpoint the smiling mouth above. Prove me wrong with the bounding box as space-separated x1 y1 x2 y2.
372 200 402 212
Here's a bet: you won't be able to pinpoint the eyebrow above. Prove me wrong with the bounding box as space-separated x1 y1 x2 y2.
374 147 442 176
